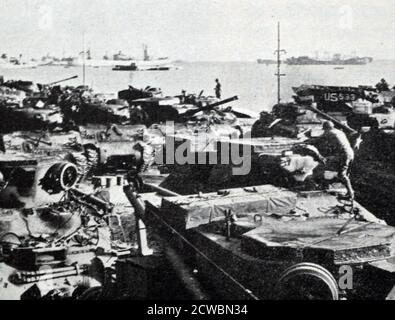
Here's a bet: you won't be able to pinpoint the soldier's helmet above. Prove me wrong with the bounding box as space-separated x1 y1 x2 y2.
322 121 334 131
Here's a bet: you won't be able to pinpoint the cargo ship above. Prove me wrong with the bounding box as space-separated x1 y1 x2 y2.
69 46 177 71
286 54 373 65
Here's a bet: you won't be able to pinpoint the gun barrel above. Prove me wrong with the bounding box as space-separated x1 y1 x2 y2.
46 75 78 86
184 95 239 118
205 95 239 109
307 105 357 135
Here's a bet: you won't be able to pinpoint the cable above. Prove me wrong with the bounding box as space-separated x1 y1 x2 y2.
149 209 259 300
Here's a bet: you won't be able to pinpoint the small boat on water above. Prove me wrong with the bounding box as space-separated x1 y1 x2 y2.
112 63 138 71
112 61 177 71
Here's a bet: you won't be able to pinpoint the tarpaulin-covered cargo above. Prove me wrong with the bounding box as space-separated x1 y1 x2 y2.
160 185 297 230
241 217 395 265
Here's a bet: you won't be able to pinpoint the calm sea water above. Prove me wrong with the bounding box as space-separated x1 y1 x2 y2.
1 60 395 113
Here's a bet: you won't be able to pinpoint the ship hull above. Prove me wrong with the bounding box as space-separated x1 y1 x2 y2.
67 58 176 70
286 56 373 65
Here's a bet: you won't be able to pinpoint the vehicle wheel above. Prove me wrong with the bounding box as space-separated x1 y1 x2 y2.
39 162 79 194
273 263 339 300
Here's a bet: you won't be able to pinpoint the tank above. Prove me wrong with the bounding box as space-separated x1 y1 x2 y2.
251 90 395 227
0 153 79 231
122 134 395 300
0 76 80 132
2 126 156 180
0 150 122 299
127 94 254 127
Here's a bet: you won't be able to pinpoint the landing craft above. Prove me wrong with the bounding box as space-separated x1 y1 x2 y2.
292 84 395 130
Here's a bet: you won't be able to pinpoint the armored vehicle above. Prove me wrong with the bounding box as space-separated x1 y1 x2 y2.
123 135 395 300
293 84 395 130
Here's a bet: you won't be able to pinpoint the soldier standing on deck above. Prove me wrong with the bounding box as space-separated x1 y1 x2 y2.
315 121 355 200
214 79 222 99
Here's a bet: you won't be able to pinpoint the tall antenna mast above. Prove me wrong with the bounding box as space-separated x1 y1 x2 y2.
274 22 286 105
82 32 86 86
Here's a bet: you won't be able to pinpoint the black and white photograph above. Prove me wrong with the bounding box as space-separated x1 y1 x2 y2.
0 0 395 304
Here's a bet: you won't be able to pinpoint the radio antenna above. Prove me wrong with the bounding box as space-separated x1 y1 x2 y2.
274 22 286 105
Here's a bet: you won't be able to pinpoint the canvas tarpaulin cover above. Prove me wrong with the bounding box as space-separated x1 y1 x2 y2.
160 185 297 230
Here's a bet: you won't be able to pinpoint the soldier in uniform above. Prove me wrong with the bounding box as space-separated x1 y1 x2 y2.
314 121 355 200
214 79 222 99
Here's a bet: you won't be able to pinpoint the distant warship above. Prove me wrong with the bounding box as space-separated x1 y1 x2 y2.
286 54 373 65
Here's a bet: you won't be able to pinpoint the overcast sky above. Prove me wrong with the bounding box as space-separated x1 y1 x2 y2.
0 0 394 61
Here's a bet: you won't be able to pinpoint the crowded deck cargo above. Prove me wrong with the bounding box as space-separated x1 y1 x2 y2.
0 0 395 304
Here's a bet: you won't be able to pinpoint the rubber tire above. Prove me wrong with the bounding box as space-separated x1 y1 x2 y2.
273 262 339 300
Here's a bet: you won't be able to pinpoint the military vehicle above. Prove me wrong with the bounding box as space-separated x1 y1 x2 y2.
0 128 144 299
0 76 80 133
0 149 123 299
61 100 131 126
250 89 395 228
0 86 26 106
293 84 395 130
121 134 395 300
118 86 162 102
78 124 155 175
1 80 40 94
2 126 155 181
128 95 254 126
